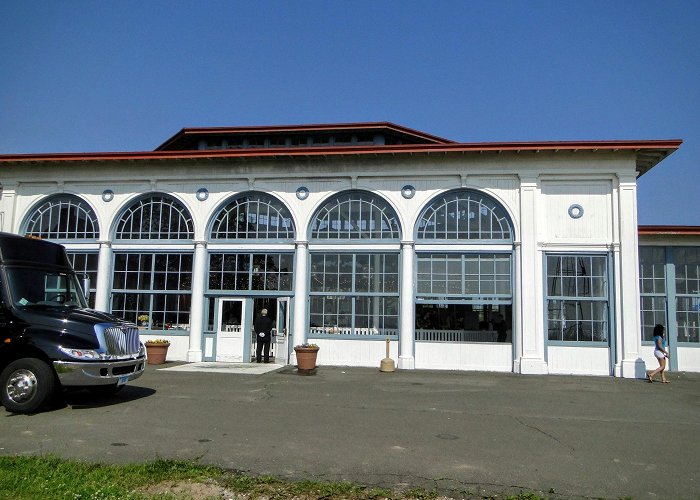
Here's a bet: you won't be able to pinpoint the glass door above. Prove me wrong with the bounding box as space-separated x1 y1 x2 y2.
276 298 291 364
216 298 249 362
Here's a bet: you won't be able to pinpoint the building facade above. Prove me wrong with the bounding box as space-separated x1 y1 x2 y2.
638 226 700 373
0 123 689 376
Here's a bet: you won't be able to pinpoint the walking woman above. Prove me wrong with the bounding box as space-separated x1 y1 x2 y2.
647 324 670 383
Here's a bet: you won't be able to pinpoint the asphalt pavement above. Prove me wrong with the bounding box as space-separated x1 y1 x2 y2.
1 362 698 499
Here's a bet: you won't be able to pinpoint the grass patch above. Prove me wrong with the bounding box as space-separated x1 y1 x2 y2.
0 455 547 499
0 455 220 499
0 455 430 499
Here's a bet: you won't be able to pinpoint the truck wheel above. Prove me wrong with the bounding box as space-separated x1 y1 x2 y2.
0 358 56 414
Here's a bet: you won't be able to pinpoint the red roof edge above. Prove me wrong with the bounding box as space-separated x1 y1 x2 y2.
638 225 700 236
0 139 682 163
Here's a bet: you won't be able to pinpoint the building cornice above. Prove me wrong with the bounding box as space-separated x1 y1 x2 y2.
0 139 682 175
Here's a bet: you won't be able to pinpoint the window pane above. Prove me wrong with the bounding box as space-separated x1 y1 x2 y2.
546 254 609 342
308 252 399 337
112 252 192 328
25 195 99 240
210 192 295 240
417 190 512 241
417 253 511 300
311 191 400 240
675 296 700 343
116 195 193 240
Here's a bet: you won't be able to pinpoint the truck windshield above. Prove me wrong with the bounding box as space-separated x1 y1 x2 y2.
6 268 88 308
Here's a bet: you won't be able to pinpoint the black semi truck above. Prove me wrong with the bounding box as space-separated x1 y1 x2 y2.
0 233 146 413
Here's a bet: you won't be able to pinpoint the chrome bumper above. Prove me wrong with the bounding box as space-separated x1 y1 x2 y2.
53 356 146 386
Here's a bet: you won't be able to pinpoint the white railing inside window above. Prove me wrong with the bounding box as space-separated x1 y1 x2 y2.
309 326 399 336
223 324 243 333
415 329 498 342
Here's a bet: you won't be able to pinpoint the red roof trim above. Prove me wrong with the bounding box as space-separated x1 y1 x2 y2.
155 121 455 150
0 139 682 163
638 225 700 235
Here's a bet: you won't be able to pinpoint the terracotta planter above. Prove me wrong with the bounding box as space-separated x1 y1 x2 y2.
145 342 170 365
294 346 319 370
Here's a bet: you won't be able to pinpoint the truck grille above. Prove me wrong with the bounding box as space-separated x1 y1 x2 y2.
104 326 141 356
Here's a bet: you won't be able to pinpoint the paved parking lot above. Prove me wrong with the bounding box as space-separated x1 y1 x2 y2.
1 363 699 499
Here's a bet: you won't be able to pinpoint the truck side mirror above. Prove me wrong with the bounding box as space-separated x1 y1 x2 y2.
81 276 91 301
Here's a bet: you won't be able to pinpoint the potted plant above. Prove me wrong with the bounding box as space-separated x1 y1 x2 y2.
293 343 319 371
137 314 150 328
144 338 170 365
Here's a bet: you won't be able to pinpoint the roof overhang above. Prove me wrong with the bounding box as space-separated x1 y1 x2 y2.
0 139 682 174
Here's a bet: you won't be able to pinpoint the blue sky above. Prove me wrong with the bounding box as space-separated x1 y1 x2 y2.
1 0 698 224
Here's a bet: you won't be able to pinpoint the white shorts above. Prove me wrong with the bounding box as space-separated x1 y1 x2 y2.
654 350 666 360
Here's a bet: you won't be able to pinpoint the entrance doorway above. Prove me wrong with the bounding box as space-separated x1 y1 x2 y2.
215 297 291 363
216 298 247 362
250 297 291 363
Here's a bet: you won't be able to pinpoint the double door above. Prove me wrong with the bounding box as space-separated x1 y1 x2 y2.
215 297 291 363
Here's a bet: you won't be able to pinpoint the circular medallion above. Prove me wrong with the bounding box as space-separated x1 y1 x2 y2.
568 204 584 219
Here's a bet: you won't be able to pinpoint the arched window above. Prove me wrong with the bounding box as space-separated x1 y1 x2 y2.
112 194 194 330
414 189 514 344
24 194 98 240
310 191 400 240
207 193 296 296
308 191 400 339
23 195 99 306
210 192 295 240
116 194 193 240
416 189 512 241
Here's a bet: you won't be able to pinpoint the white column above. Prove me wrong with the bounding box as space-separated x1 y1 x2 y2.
187 240 207 362
292 241 309 351
0 182 17 233
518 175 548 374
617 174 644 378
512 241 523 373
399 241 415 369
94 240 112 312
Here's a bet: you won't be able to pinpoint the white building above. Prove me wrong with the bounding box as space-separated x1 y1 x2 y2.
1 122 692 376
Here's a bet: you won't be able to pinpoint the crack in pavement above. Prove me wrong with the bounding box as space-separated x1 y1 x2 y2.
514 416 575 453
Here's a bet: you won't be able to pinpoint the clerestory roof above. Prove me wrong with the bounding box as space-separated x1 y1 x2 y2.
0 122 682 176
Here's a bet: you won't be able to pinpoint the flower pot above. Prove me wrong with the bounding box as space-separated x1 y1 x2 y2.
145 342 170 365
294 346 319 371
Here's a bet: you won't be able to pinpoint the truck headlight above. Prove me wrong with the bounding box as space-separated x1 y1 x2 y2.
59 346 104 360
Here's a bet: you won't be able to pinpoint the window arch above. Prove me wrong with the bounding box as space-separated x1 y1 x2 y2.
23 194 99 240
414 189 514 345
116 194 193 240
310 190 400 240
416 189 512 241
210 192 295 240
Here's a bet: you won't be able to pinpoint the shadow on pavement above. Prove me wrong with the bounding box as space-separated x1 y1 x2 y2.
57 385 156 411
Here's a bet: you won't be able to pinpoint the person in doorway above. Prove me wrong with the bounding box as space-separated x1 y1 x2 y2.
254 308 274 363
647 324 670 383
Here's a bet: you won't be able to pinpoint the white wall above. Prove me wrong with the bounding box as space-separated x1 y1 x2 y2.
547 346 611 376
314 338 399 368
0 150 651 375
415 343 513 372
